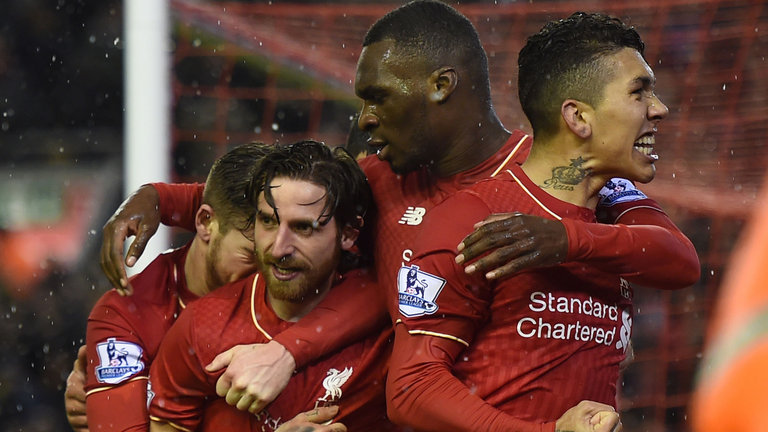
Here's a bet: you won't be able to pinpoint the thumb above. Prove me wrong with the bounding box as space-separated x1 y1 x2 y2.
206 347 235 372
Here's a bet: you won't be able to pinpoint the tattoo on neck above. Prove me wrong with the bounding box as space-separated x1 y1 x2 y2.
540 156 590 191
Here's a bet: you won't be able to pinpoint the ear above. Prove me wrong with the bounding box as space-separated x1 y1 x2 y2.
428 67 458 104
339 218 363 252
562 99 592 139
195 204 216 242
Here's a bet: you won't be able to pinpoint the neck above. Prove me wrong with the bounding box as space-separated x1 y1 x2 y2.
521 136 607 209
431 110 510 177
184 238 212 298
267 276 334 322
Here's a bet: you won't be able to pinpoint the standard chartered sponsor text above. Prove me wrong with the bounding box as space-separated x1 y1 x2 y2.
517 291 620 346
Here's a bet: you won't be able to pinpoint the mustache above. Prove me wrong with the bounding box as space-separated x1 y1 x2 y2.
263 254 307 270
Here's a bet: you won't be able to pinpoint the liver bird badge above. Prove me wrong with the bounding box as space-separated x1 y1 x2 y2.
315 367 353 408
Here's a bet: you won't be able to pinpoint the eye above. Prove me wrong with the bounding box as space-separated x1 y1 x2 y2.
256 211 277 228
293 223 315 236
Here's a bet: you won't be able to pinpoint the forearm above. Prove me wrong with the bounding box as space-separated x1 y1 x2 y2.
86 379 149 431
273 270 387 368
563 216 700 289
386 327 553 432
151 182 204 231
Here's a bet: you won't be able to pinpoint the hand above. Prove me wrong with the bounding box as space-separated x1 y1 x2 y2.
65 345 89 432
100 184 161 295
275 406 347 432
556 400 621 432
206 341 296 414
455 212 567 281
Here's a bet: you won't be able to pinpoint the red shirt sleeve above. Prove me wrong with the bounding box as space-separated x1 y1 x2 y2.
151 182 204 231
565 199 700 289
85 292 153 430
86 380 149 431
148 306 213 430
386 325 554 432
272 268 388 368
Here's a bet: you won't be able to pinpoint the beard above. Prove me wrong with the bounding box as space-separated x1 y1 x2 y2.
257 246 341 304
205 234 226 290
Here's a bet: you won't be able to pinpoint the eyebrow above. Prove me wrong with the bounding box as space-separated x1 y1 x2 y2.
632 75 656 87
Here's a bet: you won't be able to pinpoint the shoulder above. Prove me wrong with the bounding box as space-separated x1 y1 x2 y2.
358 155 395 188
596 178 661 223
179 276 255 334
125 247 188 303
339 267 378 288
415 189 492 254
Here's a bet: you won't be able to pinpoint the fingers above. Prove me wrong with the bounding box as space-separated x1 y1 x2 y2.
456 214 527 262
590 410 621 432
206 347 234 372
216 373 233 398
100 220 131 294
76 345 87 371
275 406 348 432
298 406 339 423
127 223 154 268
65 347 89 431
235 392 255 411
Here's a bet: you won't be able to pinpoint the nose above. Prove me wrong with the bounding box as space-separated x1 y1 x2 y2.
358 104 378 132
270 224 296 259
649 94 669 122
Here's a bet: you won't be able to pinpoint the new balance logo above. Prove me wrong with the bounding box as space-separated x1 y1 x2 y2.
399 207 426 225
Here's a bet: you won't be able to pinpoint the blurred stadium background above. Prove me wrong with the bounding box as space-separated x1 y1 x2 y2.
0 0 765 431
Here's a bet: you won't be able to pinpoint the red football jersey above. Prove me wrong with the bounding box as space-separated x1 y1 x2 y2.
359 131 533 327
148 269 396 432
390 164 633 427
151 131 697 430
85 245 198 430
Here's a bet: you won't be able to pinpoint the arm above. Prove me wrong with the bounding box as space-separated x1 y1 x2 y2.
100 183 203 294
456 202 699 289
84 295 152 430
387 326 551 432
87 380 150 431
206 269 388 414
387 326 620 432
64 345 89 432
562 205 700 288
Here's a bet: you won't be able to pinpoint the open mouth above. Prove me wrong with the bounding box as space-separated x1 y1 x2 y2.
271 264 300 281
634 135 659 161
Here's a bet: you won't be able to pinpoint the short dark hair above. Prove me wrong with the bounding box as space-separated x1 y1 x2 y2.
364 0 491 104
202 142 270 238
518 12 645 138
248 140 373 271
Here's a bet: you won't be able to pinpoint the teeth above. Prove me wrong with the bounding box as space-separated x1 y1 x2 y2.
634 135 657 159
634 135 655 146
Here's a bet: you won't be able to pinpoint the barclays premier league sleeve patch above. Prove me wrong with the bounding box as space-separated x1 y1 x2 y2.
397 265 445 317
95 338 145 384
598 178 648 207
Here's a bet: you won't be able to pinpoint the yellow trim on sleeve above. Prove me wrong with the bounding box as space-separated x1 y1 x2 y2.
85 375 148 397
395 319 469 347
148 416 194 432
